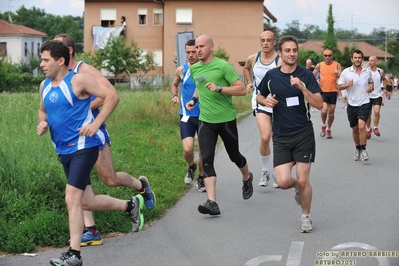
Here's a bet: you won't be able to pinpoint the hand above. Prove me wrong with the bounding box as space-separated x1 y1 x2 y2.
367 85 374 93
348 79 353 87
186 101 195 111
265 94 278 108
205 82 218 92
246 84 253 94
290 75 303 90
171 95 179 104
78 123 100 137
37 121 48 136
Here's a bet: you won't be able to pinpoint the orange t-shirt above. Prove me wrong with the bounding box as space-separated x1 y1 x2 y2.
320 61 339 93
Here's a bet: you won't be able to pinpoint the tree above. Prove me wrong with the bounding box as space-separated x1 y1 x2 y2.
281 20 307 41
93 36 156 83
214 46 230 62
323 4 341 60
298 50 323 67
340 45 358 69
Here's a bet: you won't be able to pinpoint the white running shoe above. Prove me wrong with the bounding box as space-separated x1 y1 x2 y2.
258 171 270 187
300 216 313 233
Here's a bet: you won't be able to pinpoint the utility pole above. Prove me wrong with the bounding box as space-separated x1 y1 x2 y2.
385 32 387 62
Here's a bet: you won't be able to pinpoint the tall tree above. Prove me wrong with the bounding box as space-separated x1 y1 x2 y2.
323 4 341 60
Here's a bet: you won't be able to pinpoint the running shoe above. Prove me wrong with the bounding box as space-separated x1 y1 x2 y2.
300 216 313 233
272 175 279 188
320 125 326 137
50 249 82 266
198 199 221 215
294 188 301 205
258 171 270 187
326 129 332 139
361 150 369 161
139 176 156 210
367 129 371 139
184 163 197 185
354 149 361 161
373 128 380 137
242 172 253 200
127 195 144 232
80 229 102 247
197 177 206 193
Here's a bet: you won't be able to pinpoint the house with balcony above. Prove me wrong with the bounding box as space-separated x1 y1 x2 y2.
84 0 277 76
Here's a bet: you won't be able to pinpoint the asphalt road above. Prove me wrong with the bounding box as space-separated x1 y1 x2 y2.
2 95 399 266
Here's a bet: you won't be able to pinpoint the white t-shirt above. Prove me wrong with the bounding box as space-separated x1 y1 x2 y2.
338 66 373 106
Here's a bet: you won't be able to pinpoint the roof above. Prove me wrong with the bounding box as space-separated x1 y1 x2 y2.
263 5 277 23
0 20 47 37
299 40 394 59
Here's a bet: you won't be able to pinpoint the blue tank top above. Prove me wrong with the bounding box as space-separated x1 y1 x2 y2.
42 70 104 154
180 64 200 117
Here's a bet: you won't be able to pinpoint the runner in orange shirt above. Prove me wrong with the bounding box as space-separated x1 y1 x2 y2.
313 49 342 139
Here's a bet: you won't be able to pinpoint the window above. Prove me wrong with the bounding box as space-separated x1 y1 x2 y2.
24 42 28 56
37 42 40 56
31 41 34 56
153 50 162 67
153 9 163 26
138 9 147 26
101 9 116 27
176 8 192 25
140 50 148 64
0 42 6 56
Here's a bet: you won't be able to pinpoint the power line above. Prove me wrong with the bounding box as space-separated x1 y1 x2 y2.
336 19 399 27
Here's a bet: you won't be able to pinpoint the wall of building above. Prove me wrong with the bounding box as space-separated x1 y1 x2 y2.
84 0 264 75
0 36 42 64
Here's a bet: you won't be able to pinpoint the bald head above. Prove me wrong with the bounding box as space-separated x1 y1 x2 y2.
368 55 377 68
305 59 313 70
261 30 275 39
195 34 214 63
196 34 213 45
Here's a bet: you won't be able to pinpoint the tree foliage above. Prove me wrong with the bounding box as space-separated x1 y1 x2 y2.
214 46 230 62
92 36 156 82
323 4 341 61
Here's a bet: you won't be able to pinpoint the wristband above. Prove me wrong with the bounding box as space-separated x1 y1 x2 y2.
191 97 198 104
171 94 177 99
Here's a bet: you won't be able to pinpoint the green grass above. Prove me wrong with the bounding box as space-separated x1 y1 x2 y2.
0 89 251 254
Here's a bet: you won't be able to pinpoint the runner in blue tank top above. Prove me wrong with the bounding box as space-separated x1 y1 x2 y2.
54 34 156 248
37 40 142 266
171 39 205 192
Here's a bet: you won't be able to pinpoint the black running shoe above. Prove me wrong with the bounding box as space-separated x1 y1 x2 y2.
242 172 253 200
198 199 221 215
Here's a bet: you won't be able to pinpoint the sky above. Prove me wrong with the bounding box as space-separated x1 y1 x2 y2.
1 0 399 35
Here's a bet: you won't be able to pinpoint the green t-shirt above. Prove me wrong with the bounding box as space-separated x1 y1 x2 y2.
190 57 239 123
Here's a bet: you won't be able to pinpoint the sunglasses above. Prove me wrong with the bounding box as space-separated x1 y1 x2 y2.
324 54 332 57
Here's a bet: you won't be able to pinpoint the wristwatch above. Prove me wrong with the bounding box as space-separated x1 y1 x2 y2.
217 86 223 93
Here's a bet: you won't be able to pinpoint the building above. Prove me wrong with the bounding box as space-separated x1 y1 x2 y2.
0 20 47 64
84 0 276 75
299 40 395 63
